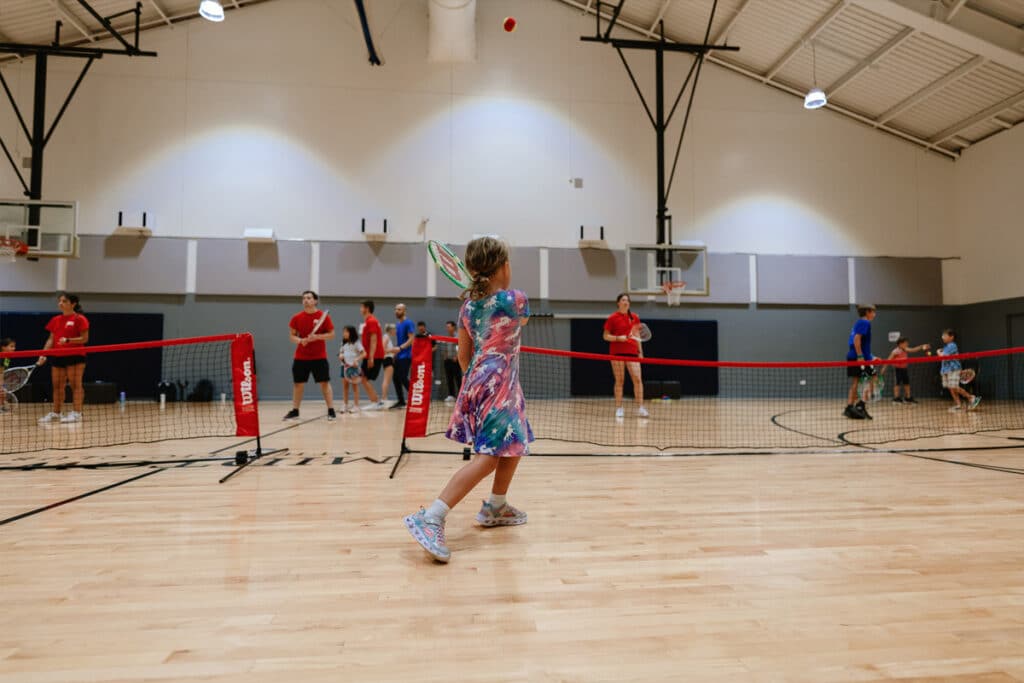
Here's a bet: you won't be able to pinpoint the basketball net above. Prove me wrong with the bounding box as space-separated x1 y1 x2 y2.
0 236 27 263
662 280 686 306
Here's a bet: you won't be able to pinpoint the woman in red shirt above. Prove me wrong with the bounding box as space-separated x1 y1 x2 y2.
38 293 89 424
602 293 648 419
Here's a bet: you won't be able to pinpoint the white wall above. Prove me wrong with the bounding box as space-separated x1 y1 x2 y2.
945 123 1024 305
0 0 957 258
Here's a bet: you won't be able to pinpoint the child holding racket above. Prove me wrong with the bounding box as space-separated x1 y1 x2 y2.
887 337 930 403
0 338 14 413
404 236 532 563
284 291 336 422
338 326 365 413
937 328 981 413
844 304 876 420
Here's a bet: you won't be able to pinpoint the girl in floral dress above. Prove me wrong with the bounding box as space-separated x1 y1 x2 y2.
404 236 532 562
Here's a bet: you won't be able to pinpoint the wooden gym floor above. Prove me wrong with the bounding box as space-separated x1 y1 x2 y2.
1 401 1023 682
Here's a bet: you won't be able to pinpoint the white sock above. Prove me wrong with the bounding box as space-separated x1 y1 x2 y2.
488 493 507 509
424 499 450 522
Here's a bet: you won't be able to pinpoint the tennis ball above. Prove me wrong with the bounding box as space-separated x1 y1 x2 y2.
799 379 807 386
503 16 517 32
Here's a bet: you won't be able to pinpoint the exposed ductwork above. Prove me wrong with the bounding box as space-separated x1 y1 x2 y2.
428 0 476 64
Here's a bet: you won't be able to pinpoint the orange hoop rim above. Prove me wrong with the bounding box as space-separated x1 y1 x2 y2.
661 280 687 293
0 236 28 256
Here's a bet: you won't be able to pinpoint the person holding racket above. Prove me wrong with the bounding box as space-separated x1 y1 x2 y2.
283 290 337 422
338 326 365 413
0 338 15 413
844 304 876 420
38 293 89 424
887 337 930 403
405 236 533 563
603 293 648 419
938 328 981 413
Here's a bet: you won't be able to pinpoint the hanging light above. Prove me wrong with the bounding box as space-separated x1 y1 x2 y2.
199 0 225 22
803 42 827 110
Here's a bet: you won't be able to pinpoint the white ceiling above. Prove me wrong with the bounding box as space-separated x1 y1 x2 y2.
1 0 1022 159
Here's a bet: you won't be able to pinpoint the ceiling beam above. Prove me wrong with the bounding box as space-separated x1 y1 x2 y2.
941 0 968 22
876 54 984 124
762 0 847 83
711 0 752 45
645 0 674 37
48 0 97 43
848 0 1024 73
929 88 1024 145
148 0 172 27
827 27 914 97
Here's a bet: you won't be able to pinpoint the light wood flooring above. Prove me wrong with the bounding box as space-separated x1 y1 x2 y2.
2 401 1023 682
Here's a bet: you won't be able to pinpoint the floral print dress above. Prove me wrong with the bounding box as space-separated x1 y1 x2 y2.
445 289 533 457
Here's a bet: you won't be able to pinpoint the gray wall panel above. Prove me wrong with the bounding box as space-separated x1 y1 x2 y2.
704 253 750 304
758 255 848 305
548 248 626 302
319 242 427 298
0 258 56 293
511 246 540 300
67 236 187 294
196 239 310 296
853 257 942 306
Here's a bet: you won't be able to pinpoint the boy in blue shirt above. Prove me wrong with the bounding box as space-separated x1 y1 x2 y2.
937 328 981 413
844 304 876 420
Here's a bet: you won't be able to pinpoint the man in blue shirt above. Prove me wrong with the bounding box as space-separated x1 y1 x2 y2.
390 303 416 409
844 304 876 420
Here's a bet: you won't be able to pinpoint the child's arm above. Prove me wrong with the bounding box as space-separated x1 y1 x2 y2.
457 326 472 373
887 348 900 360
908 343 930 353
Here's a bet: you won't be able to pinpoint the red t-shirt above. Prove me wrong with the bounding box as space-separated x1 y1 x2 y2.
891 346 909 369
361 315 385 359
290 310 333 360
46 313 89 350
604 311 641 356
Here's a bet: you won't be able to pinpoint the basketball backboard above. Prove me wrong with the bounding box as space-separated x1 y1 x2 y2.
0 199 78 258
627 243 708 296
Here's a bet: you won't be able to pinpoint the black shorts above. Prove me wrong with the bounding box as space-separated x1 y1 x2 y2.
846 363 863 378
361 358 382 381
894 368 910 385
50 355 86 369
381 356 394 368
292 358 330 384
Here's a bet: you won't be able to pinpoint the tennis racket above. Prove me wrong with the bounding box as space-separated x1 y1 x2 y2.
428 240 472 290
959 368 976 385
1 391 17 413
309 310 330 338
3 364 39 393
343 365 362 384
630 322 652 343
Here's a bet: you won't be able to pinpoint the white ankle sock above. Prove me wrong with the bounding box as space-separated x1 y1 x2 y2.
425 499 450 522
488 493 507 509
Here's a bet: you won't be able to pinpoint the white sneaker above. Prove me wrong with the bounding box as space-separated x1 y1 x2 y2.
348 405 360 413
444 396 455 403
949 405 963 413
637 406 650 418
38 411 60 424
615 407 624 419
376 400 385 409
60 411 82 423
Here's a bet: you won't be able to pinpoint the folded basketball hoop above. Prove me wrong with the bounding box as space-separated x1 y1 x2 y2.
662 280 686 306
0 236 27 263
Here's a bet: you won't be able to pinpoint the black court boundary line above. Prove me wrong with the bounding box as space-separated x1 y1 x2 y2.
0 467 166 526
0 456 231 472
893 451 1024 476
770 408 847 446
839 430 1024 476
209 414 324 455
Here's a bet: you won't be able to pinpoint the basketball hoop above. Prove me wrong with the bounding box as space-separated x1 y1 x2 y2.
0 236 28 263
662 280 687 306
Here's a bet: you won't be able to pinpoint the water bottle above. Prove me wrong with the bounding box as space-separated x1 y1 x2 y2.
119 391 126 410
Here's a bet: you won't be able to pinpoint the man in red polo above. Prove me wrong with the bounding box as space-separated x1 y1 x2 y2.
358 300 385 409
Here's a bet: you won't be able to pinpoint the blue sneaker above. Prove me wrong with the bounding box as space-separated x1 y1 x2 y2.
475 501 527 527
968 395 982 410
403 509 450 563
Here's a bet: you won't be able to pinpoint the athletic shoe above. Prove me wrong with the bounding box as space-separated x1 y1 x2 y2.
283 408 299 420
475 501 528 527
347 405 359 413
0 405 10 414
389 401 407 411
38 411 60 424
892 397 904 403
615 407 624 419
843 405 864 420
403 509 450 563
855 400 872 420
637 406 650 418
968 396 982 410
443 396 455 403
949 405 963 413
327 408 337 422
905 397 918 404
60 411 81 423
376 400 385 409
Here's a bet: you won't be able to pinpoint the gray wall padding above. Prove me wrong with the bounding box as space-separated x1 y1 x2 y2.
757 255 849 305
196 239 310 296
853 257 942 306
68 236 188 294
320 242 427 298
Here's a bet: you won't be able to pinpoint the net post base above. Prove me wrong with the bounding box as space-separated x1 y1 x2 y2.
218 445 290 484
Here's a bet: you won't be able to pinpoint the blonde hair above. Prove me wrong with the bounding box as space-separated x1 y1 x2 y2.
463 236 509 300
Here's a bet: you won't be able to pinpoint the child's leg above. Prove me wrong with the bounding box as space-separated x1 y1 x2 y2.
893 383 902 398
847 377 859 405
437 454 499 510
903 383 912 398
342 381 350 407
948 387 962 405
491 456 522 496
